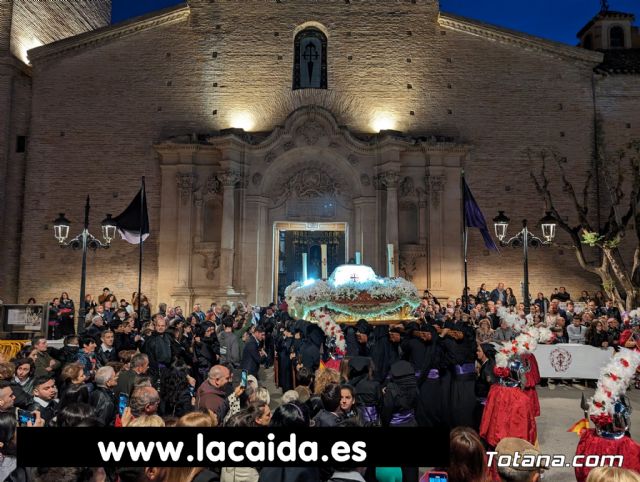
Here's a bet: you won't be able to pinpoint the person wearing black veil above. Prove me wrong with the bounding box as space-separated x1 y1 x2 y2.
299 324 324 373
276 321 296 392
380 360 420 482
438 315 477 428
401 321 444 428
351 319 373 357
474 342 497 430
380 360 418 427
348 357 381 426
370 324 398 383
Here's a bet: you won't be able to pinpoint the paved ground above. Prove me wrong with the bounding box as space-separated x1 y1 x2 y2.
261 368 640 481
537 383 640 481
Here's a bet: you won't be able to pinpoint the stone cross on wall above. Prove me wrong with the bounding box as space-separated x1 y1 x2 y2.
303 42 319 82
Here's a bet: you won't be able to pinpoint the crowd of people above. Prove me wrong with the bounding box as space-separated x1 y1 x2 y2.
0 283 637 482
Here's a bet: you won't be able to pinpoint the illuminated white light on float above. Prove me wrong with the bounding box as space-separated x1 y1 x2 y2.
303 278 316 287
328 264 380 287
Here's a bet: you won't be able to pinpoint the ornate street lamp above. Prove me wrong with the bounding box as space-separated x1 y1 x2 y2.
53 196 116 333
492 211 557 313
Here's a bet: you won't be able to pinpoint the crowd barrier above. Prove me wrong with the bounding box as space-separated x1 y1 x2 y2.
534 343 614 379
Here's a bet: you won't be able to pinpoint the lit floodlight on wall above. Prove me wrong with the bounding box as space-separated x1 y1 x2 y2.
21 37 43 65
328 264 379 287
371 113 396 133
229 112 255 131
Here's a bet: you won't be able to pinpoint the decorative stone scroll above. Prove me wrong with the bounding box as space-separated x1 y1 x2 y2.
297 120 324 145
426 174 445 209
176 172 197 203
375 171 401 190
399 245 427 282
217 170 242 188
194 243 220 281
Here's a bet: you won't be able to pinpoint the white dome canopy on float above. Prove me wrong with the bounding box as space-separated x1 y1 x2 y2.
285 264 420 324
328 264 382 287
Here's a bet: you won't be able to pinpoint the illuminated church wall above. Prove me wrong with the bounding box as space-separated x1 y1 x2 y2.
3 1 638 306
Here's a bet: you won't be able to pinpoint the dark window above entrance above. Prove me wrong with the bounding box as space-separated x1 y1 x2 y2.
293 28 328 90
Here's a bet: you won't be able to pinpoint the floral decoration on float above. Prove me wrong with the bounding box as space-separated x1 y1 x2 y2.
587 348 640 439
311 309 346 355
285 264 420 324
494 325 555 372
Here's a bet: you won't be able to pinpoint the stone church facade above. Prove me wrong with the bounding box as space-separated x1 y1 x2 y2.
0 1 639 307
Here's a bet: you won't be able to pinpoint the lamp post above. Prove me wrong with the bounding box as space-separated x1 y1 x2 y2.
53 195 117 334
492 211 557 314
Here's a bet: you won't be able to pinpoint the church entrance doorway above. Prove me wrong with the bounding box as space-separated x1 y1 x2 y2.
273 222 347 301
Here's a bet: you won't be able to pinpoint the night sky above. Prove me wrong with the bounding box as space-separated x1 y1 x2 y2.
111 0 640 46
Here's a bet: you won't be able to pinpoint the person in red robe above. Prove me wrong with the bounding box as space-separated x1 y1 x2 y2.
521 352 541 417
479 357 537 448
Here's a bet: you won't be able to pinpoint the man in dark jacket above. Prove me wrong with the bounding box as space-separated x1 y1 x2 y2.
114 319 141 355
31 376 58 425
86 315 107 344
90 366 117 426
52 335 79 367
218 317 241 369
259 307 277 367
143 317 173 369
241 327 267 377
114 353 149 399
196 365 231 421
96 330 118 368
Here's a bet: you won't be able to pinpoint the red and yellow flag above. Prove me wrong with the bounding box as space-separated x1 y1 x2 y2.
568 418 590 435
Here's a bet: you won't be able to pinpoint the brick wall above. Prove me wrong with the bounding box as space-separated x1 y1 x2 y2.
10 0 111 63
0 66 31 303
0 0 13 53
14 1 640 305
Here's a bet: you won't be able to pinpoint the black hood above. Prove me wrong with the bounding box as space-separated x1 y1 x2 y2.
307 324 325 347
355 319 371 335
348 356 371 377
389 360 414 379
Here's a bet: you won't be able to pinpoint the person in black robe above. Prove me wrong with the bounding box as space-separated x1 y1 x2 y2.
369 325 398 383
348 357 381 426
401 321 445 428
439 318 477 428
353 319 372 357
380 360 417 427
299 324 324 374
380 360 420 482
474 342 497 430
276 324 295 392
259 308 276 368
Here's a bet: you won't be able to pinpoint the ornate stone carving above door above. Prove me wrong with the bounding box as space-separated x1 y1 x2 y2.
193 242 220 281
176 172 197 204
296 120 325 145
399 176 415 197
286 167 339 199
399 244 427 282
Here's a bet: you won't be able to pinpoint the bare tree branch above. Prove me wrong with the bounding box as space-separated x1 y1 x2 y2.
551 151 593 231
530 152 600 276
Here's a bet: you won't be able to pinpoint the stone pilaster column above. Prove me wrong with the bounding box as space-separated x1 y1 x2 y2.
378 170 400 248
353 197 375 266
218 169 241 291
175 172 197 288
375 171 400 276
425 172 446 290
0 0 13 54
418 190 428 246
247 195 270 304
